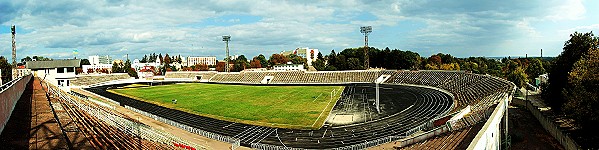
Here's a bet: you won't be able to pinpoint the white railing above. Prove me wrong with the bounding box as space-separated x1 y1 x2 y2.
124 106 241 149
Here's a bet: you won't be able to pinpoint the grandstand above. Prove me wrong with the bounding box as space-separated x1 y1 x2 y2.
81 70 514 149
71 73 131 86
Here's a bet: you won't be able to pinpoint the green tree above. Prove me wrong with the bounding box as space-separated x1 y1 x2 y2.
335 55 347 70
0 56 12 84
232 55 249 72
544 32 598 111
158 53 163 64
327 50 337 67
112 62 122 73
526 58 545 81
141 55 148 63
288 54 306 65
21 56 32 62
312 59 326 71
562 47 599 128
317 52 324 60
508 67 529 88
257 54 268 68
347 58 362 70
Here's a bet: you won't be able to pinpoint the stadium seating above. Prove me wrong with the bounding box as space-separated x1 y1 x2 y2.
84 70 514 149
72 74 131 86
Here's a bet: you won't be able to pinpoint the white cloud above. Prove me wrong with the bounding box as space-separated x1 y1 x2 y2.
0 0 596 59
546 0 586 21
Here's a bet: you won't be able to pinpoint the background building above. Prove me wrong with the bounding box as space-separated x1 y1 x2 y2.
187 56 217 66
89 55 112 65
272 63 305 71
280 47 319 66
26 59 80 87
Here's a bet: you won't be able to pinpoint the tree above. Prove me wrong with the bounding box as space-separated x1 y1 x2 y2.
562 47 599 128
177 54 183 64
164 53 171 65
428 55 442 65
327 50 337 67
508 67 529 88
112 62 122 73
526 58 545 81
232 55 249 72
127 68 138 78
256 54 268 68
216 61 226 72
288 54 306 65
544 32 598 111
158 53 163 64
21 56 32 62
347 58 362 70
141 55 148 63
81 59 91 66
268 54 289 65
250 58 262 68
317 52 324 60
335 55 347 70
0 56 12 84
196 64 209 71
313 59 326 71
125 59 137 77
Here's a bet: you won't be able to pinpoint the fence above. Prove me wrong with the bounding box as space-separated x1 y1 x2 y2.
512 98 580 150
0 74 31 133
250 135 406 150
124 106 241 149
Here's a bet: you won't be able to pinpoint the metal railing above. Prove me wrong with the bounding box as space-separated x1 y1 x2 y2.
125 106 241 149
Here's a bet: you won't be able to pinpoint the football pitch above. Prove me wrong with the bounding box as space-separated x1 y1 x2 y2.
109 83 344 129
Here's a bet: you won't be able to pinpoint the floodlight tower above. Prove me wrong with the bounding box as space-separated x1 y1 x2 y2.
222 35 231 72
11 25 17 67
360 26 372 69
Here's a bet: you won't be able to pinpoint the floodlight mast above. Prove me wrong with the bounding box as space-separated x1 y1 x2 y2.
222 35 231 72
360 26 372 70
11 25 17 68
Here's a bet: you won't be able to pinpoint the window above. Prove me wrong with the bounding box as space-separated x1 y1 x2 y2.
57 68 65 73
67 67 74 72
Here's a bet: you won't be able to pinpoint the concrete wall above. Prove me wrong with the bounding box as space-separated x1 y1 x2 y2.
0 75 32 133
512 98 580 150
467 95 508 150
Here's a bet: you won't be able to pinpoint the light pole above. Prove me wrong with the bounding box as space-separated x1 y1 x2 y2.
222 35 231 72
360 26 372 70
375 82 380 113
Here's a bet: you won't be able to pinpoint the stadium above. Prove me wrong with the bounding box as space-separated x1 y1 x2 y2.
54 70 515 149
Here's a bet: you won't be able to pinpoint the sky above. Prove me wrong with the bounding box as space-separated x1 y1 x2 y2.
0 0 598 61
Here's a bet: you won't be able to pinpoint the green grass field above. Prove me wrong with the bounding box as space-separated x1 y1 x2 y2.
109 83 344 129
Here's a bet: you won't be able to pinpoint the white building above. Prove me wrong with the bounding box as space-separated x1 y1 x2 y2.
281 47 319 66
88 55 112 65
85 55 115 73
133 58 161 71
187 56 217 66
272 63 305 71
26 59 80 87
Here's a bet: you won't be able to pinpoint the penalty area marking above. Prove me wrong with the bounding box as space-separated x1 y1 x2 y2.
312 93 323 102
311 87 343 127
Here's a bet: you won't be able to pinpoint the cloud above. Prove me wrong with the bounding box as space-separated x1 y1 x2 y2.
0 0 596 59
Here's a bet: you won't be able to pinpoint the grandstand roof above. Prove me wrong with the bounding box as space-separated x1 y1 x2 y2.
26 59 80 69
